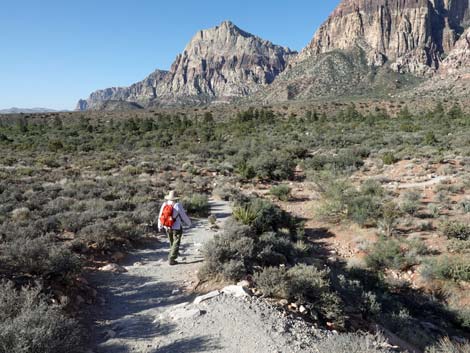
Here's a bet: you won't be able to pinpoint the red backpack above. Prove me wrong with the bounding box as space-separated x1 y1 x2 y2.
160 203 175 228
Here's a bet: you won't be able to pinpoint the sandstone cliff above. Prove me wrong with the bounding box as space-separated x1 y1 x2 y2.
77 21 296 110
298 0 470 76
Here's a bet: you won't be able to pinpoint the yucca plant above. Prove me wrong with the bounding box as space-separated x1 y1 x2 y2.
232 205 260 225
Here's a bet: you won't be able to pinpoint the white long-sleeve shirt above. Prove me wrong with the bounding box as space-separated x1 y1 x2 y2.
158 201 192 230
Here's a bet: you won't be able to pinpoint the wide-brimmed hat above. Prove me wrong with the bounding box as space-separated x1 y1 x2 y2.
164 190 179 201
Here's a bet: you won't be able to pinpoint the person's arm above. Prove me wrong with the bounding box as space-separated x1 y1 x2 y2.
175 203 192 227
157 202 165 230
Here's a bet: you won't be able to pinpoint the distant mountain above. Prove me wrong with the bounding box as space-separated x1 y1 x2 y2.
77 21 297 110
259 0 470 103
0 107 60 114
78 2 470 110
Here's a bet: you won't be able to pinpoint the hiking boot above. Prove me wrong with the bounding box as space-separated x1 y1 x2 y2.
169 260 178 266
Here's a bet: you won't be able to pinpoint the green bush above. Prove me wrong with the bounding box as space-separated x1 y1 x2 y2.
400 190 422 216
232 205 260 226
182 193 210 217
234 198 293 234
440 221 470 240
0 236 81 279
250 151 295 181
199 219 255 281
425 338 470 353
315 333 395 353
365 237 420 271
269 184 292 201
422 256 470 282
382 152 397 165
254 265 344 326
378 202 401 236
315 176 385 226
0 281 82 353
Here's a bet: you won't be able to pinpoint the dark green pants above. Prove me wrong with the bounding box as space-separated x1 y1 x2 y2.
166 227 183 261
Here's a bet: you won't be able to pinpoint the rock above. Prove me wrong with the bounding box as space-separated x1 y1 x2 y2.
299 305 308 314
236 280 251 289
77 21 296 110
99 263 127 273
76 276 89 285
111 252 126 262
168 307 202 321
75 295 85 305
298 0 468 75
104 329 116 339
194 290 221 304
222 285 251 298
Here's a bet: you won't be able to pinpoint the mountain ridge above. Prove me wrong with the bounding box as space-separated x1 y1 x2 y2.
77 21 296 110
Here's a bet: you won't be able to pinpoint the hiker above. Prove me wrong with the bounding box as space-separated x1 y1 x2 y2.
158 191 192 265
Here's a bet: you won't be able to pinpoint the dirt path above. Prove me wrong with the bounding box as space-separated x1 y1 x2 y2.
86 200 327 353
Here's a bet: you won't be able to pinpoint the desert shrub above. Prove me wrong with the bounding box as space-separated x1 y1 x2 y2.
425 338 470 353
378 202 401 236
447 239 470 253
182 193 210 217
78 217 139 250
250 151 295 181
232 204 260 225
0 236 81 279
253 266 288 297
200 210 300 281
199 219 255 281
255 265 343 326
440 221 470 240
10 207 31 221
382 152 397 165
213 184 239 201
285 264 330 302
0 281 82 353
314 176 384 226
365 237 420 271
422 256 470 282
257 232 297 266
270 184 292 201
400 190 421 216
234 198 293 234
315 333 395 353
427 204 441 218
305 150 364 172
460 199 470 213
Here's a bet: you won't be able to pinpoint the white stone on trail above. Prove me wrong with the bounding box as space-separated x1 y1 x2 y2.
193 290 221 304
99 263 127 273
168 307 202 321
237 280 251 288
222 285 252 298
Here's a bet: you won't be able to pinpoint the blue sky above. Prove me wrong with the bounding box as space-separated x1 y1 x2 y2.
0 1 339 110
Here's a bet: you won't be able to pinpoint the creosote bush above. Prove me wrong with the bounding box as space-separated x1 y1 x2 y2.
254 265 344 327
182 193 210 217
269 184 292 201
0 281 82 353
422 256 470 282
365 237 428 271
315 333 395 353
439 221 470 240
425 338 470 353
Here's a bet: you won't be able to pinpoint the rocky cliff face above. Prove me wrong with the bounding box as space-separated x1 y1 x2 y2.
441 27 470 72
298 0 470 76
77 21 296 110
77 70 168 110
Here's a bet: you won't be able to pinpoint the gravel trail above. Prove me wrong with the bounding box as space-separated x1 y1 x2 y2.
87 200 328 353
